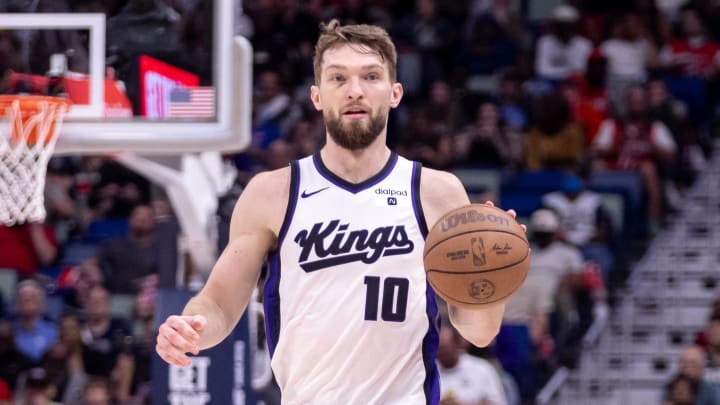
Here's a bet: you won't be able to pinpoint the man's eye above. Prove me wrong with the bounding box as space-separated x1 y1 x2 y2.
366 73 379 80
332 75 345 82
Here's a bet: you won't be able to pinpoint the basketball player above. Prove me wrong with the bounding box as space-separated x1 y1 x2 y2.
156 20 522 404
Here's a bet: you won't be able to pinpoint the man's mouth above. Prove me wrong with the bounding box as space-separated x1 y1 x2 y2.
342 108 369 119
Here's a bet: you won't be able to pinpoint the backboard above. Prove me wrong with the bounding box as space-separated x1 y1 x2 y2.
0 0 251 155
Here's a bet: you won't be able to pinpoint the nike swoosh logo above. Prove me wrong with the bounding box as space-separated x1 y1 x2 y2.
301 187 330 198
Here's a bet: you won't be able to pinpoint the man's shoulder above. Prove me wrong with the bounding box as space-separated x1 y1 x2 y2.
245 166 292 195
419 167 463 192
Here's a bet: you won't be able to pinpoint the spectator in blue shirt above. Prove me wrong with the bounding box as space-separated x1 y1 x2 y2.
12 280 58 362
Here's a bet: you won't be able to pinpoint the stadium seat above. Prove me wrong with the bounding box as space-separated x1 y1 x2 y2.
59 242 98 267
0 269 17 308
453 168 501 201
111 294 137 319
84 219 129 243
598 192 625 235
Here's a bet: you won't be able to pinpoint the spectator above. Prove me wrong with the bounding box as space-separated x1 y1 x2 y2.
660 6 720 79
425 80 464 136
663 346 720 405
495 69 530 131
44 160 80 243
663 374 699 405
600 13 659 114
81 286 133 378
542 171 615 280
0 378 10 404
437 319 507 405
0 222 57 278
453 101 523 168
0 319 33 391
647 78 705 183
455 12 518 79
105 0 184 114
88 159 150 220
12 280 58 362
254 70 296 140
57 258 105 311
397 105 452 169
264 139 297 171
41 313 87 405
534 5 593 82
393 0 453 88
659 5 720 125
81 377 112 405
288 119 323 159
97 204 158 294
497 209 584 401
525 92 584 171
18 367 61 405
700 314 720 384
465 0 524 43
592 85 677 231
559 51 610 145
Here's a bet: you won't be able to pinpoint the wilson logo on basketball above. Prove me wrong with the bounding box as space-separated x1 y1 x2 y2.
294 220 414 272
440 210 510 232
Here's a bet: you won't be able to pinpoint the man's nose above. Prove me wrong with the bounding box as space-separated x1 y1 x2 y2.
346 77 364 99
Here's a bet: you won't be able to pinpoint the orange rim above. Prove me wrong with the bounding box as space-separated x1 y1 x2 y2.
0 95 72 116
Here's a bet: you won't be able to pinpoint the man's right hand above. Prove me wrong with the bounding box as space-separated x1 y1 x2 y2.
156 314 207 367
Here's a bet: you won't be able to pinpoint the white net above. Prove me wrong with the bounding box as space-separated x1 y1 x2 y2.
0 97 69 226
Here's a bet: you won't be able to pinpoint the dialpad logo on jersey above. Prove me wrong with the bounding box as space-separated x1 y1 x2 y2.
375 187 408 197
294 220 414 272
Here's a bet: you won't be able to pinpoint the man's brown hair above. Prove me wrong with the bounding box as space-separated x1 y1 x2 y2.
313 19 397 84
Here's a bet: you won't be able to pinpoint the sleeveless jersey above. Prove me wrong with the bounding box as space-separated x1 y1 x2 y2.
263 152 440 404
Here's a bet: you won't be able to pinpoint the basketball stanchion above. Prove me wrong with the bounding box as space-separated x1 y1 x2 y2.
0 95 71 226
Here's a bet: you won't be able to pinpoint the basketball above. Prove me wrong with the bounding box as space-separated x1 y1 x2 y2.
424 204 530 308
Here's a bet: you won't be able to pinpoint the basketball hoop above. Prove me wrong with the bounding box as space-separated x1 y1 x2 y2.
0 95 71 226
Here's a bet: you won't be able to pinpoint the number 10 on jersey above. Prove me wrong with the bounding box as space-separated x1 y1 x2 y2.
363 276 409 322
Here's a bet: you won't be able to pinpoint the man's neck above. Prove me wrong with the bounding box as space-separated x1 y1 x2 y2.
129 233 154 245
320 136 391 184
88 317 110 335
19 316 39 330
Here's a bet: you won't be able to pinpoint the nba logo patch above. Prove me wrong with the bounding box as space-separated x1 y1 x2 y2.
387 197 397 206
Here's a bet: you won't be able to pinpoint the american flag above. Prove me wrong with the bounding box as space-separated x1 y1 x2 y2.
168 87 215 118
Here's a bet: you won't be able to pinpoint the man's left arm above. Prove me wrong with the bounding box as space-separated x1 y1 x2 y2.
420 168 522 347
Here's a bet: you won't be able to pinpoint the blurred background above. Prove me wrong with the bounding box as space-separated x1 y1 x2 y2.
1 0 720 404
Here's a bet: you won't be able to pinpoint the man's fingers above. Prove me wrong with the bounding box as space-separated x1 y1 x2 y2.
483 200 495 207
156 341 192 367
157 332 196 362
159 323 199 354
156 334 192 367
166 316 201 343
189 315 207 333
506 209 517 218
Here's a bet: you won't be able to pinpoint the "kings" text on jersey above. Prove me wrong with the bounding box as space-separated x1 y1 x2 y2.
294 220 415 272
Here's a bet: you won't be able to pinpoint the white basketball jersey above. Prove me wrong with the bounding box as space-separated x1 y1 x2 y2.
263 152 440 404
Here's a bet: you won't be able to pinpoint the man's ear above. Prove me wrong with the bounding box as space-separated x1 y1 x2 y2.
390 82 403 109
310 85 322 111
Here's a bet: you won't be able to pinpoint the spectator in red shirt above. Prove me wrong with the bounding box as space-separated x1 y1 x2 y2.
660 7 720 78
561 51 609 146
592 85 677 231
0 223 57 277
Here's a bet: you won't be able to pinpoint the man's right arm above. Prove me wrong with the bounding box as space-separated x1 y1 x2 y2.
156 169 288 367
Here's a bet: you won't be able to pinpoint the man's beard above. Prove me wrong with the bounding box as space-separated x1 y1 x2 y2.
324 108 387 150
